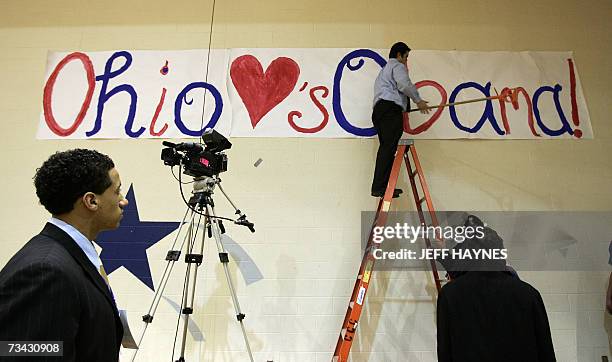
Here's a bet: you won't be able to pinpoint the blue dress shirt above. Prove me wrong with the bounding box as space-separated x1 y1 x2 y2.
373 58 422 111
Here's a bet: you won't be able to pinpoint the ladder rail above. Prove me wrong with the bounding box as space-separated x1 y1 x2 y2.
408 146 440 230
404 151 443 292
332 141 442 362
332 145 407 360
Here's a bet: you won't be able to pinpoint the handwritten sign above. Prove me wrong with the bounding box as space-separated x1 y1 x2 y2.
37 49 592 139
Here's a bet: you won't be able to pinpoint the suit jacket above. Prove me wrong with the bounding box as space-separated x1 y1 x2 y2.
0 223 123 362
437 271 556 362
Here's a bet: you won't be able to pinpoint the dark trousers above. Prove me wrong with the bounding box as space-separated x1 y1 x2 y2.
371 100 404 193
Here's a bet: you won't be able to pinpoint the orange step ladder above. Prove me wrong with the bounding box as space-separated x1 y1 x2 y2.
332 139 443 361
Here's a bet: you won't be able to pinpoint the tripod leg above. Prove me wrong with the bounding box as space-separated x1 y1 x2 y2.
205 203 255 362
150 208 194 320
176 211 206 362
131 207 194 362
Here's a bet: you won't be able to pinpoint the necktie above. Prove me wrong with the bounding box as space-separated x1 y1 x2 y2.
99 264 110 286
99 264 117 307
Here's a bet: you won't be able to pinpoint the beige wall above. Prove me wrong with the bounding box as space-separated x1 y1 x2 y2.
1 0 610 361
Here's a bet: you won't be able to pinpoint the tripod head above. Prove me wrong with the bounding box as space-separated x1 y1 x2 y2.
191 176 218 199
187 176 255 233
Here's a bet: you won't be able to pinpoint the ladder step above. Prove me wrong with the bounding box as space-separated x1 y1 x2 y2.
418 197 426 204
349 301 354 309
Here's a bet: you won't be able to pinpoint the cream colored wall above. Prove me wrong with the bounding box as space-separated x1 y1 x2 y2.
0 0 610 361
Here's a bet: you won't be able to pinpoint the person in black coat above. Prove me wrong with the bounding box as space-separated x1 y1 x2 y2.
606 241 612 314
0 149 129 362
436 215 556 362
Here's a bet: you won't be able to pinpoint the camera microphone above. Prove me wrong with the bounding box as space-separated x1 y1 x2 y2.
162 141 204 153
175 143 203 152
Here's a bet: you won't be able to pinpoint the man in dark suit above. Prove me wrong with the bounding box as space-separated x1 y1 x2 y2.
0 149 128 361
436 216 556 362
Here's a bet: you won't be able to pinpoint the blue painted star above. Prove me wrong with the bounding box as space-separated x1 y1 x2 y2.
96 185 180 291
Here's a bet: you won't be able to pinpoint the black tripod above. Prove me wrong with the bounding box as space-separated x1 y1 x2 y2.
131 176 255 362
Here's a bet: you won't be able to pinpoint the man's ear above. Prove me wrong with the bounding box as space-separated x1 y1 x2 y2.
82 192 98 211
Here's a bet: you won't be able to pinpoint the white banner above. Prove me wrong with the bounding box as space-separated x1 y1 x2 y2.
37 48 592 139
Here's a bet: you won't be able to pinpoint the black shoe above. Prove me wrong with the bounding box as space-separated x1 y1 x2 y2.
371 188 403 198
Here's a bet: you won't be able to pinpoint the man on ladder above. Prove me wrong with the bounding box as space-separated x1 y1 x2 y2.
333 44 442 361
371 41 431 198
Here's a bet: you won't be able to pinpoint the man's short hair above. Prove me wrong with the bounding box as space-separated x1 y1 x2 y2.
34 149 115 215
389 42 411 58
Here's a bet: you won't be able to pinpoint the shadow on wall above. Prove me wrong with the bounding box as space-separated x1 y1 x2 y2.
349 270 438 360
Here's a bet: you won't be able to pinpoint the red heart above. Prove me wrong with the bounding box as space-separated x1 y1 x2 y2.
230 55 300 128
